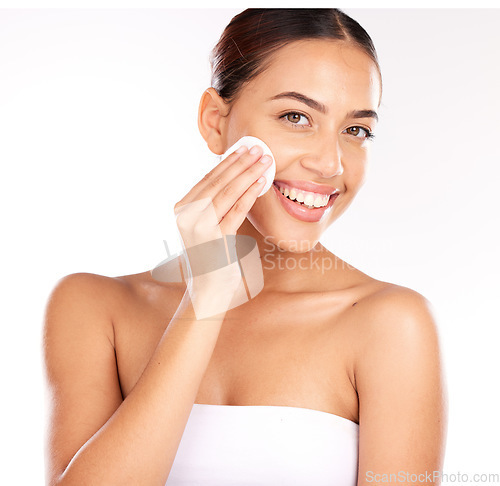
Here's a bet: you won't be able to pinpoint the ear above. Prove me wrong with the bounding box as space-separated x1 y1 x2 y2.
198 87 230 155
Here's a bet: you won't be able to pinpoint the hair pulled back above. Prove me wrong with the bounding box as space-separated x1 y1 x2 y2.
210 8 381 103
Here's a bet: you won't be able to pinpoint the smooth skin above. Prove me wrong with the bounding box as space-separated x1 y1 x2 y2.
43 39 447 485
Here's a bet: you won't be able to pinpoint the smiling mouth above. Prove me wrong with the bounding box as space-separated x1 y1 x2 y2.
272 181 333 209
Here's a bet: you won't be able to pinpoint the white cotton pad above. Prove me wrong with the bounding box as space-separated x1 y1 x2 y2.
220 136 276 197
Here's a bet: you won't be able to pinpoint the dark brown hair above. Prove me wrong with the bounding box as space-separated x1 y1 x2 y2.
210 8 381 104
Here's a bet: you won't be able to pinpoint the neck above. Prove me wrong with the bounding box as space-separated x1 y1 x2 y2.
235 218 337 294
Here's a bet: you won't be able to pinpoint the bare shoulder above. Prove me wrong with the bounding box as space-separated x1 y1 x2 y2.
42 272 132 393
348 281 447 471
351 280 440 346
45 271 130 305
325 255 435 323
42 272 132 483
45 269 180 318
44 272 121 334
43 269 177 368
42 270 181 483
323 258 442 363
337 267 444 377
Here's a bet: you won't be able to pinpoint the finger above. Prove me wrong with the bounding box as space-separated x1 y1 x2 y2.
176 145 267 214
175 146 249 213
219 175 267 235
210 153 272 223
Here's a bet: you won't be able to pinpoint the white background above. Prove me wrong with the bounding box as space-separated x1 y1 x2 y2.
1 7 499 483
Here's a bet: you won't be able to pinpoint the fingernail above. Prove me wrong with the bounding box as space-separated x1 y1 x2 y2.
235 146 247 154
260 155 272 164
249 145 262 155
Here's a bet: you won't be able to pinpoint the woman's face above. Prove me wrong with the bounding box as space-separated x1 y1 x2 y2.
221 39 381 252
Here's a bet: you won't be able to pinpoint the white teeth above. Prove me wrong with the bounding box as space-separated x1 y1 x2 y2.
304 194 314 206
278 185 330 208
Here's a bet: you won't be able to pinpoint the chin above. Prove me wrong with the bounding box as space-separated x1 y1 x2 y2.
247 203 324 253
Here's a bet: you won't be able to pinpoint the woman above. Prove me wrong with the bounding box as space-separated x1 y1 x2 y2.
43 8 447 485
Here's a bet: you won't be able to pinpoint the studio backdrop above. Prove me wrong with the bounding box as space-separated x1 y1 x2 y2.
0 8 498 483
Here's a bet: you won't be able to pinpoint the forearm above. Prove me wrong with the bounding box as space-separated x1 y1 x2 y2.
55 290 224 486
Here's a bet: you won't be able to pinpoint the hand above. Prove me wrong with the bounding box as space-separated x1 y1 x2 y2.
174 144 271 243
174 145 272 318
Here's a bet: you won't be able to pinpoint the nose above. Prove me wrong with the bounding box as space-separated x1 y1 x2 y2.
299 137 344 178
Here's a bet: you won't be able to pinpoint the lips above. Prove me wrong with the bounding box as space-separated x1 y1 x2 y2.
273 179 339 196
271 182 338 223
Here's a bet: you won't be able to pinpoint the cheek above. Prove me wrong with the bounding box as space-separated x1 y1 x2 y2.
341 142 370 182
344 157 368 192
224 108 260 147
268 139 304 173
225 122 247 148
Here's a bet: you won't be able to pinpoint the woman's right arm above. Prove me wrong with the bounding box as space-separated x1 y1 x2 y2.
43 273 225 486
43 144 272 485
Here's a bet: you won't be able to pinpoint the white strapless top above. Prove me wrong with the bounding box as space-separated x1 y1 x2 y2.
166 403 359 486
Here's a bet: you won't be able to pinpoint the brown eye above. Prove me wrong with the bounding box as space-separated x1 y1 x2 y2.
344 126 374 140
287 113 301 123
283 112 309 125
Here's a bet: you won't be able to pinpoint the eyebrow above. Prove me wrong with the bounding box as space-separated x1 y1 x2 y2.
348 109 379 122
268 91 378 122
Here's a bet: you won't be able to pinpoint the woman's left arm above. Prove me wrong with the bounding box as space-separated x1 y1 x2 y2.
355 286 448 485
